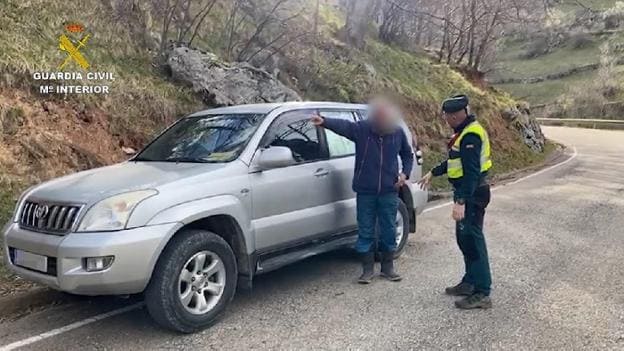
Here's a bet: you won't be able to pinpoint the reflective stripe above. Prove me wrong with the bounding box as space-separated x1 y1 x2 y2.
447 121 492 179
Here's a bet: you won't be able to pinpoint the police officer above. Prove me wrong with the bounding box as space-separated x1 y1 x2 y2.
418 94 493 309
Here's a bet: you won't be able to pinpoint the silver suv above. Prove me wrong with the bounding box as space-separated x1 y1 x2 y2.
3 102 427 332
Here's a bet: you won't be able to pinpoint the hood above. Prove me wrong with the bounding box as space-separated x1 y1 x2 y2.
29 161 230 204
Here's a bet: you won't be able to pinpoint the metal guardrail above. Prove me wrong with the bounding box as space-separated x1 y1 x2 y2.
536 118 624 124
536 118 624 129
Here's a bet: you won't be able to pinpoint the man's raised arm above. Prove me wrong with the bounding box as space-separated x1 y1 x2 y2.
310 114 358 142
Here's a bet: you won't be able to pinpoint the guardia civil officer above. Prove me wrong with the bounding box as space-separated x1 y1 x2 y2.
418 94 493 309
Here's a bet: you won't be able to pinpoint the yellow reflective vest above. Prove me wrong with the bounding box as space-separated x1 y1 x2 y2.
447 121 492 179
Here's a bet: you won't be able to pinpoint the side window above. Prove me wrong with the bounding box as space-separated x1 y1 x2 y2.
320 111 356 158
263 110 323 163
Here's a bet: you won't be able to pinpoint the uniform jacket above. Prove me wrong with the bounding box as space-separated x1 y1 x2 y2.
431 115 487 202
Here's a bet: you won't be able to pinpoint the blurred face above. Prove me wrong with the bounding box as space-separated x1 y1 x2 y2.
370 99 401 130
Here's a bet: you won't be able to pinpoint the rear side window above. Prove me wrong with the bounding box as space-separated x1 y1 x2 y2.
319 111 356 158
262 109 323 163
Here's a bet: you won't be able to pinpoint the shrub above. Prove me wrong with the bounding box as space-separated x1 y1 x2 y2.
603 2 624 29
523 35 550 58
568 31 593 49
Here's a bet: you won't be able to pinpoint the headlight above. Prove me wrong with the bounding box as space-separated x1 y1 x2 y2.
77 190 158 232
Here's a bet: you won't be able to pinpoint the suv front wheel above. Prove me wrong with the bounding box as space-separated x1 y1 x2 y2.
145 229 237 333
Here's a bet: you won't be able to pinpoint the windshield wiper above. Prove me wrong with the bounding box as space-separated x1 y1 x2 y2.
131 156 156 162
165 157 212 163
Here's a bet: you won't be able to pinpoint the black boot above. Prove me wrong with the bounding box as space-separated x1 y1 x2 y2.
357 252 375 284
380 252 402 282
445 282 474 296
455 292 492 309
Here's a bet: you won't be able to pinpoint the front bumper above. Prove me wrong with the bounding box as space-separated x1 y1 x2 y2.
3 222 180 295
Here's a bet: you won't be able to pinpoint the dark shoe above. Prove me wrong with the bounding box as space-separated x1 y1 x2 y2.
455 292 492 310
445 282 474 296
358 252 375 284
380 252 402 282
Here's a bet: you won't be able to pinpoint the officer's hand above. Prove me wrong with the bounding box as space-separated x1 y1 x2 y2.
417 171 433 189
452 203 465 221
395 173 407 189
310 114 324 126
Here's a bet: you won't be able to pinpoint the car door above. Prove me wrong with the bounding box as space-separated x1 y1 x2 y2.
319 110 358 233
250 109 335 251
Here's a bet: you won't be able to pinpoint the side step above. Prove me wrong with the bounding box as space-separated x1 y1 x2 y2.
256 234 357 274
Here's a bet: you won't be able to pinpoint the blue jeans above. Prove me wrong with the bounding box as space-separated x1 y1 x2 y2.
354 193 399 254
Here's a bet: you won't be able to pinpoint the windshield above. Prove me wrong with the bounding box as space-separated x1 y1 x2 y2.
134 113 265 163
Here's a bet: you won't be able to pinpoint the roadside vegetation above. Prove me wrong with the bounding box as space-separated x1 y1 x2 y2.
0 0 553 294
491 0 624 119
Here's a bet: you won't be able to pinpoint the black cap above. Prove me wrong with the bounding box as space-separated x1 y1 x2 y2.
442 94 469 113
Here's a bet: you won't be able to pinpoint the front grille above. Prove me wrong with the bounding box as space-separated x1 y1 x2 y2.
19 200 82 234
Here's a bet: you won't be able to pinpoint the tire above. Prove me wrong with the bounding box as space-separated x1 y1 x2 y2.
393 200 410 259
145 229 237 333
374 199 410 261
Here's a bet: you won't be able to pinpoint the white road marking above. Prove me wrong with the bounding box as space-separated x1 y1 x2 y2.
0 147 578 350
0 303 144 351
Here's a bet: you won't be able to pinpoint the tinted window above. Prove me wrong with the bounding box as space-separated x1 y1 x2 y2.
320 111 356 158
263 110 323 163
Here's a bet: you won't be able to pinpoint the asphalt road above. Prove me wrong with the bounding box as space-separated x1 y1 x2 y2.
1 126 623 350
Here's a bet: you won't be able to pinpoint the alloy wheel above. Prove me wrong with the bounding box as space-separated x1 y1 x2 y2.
178 250 226 315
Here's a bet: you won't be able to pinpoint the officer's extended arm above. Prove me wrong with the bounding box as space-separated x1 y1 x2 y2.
320 117 358 142
431 160 447 176
454 133 482 202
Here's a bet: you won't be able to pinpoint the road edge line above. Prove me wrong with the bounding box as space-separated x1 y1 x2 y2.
0 302 144 351
422 146 577 214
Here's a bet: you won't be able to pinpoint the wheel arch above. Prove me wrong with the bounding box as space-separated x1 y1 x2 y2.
145 195 255 290
183 215 252 283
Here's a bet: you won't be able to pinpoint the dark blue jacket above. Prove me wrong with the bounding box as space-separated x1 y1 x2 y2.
322 118 414 195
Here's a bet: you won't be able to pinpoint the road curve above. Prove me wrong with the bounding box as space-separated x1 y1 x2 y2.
1 126 623 350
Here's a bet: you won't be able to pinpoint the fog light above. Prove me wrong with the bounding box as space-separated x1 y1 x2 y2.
84 256 114 272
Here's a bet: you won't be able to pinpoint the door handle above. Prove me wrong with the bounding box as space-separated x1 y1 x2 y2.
314 168 330 177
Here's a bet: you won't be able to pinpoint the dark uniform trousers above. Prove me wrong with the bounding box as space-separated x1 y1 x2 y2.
455 184 492 296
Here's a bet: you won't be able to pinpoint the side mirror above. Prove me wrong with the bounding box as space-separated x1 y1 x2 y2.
256 146 296 170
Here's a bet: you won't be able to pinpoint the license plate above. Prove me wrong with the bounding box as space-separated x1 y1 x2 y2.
14 249 48 273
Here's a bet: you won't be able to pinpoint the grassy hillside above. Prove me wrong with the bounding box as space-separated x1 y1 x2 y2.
492 0 624 111
0 0 550 294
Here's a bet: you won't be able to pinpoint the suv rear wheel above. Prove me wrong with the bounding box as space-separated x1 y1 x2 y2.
393 200 410 259
145 229 237 333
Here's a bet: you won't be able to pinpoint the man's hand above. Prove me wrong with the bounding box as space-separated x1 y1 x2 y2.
417 171 433 189
395 172 407 189
310 114 324 126
452 203 465 221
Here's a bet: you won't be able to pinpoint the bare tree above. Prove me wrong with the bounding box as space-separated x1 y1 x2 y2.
341 0 376 48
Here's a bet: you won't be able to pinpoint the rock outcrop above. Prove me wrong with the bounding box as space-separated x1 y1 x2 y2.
167 47 301 106
502 106 546 152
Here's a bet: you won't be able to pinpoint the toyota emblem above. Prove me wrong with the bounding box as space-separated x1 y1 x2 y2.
34 205 49 219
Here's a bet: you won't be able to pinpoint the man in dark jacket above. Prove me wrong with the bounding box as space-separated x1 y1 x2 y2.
310 100 414 284
419 94 493 309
